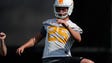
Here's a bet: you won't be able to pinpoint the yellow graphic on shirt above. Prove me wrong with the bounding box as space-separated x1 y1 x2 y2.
48 26 69 44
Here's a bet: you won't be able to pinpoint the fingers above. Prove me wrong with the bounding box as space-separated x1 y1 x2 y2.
56 19 65 24
16 47 24 56
0 32 6 40
81 58 95 63
0 32 6 36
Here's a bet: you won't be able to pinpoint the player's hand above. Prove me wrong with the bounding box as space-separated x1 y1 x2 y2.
16 47 25 56
81 58 95 63
57 19 65 24
56 19 68 27
0 32 6 40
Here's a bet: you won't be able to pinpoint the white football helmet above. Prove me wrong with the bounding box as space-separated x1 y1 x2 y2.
53 0 74 19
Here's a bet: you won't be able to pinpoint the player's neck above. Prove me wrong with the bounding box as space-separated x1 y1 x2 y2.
63 17 69 21
57 17 69 22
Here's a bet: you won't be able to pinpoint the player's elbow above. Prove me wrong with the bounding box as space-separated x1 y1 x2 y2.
2 53 7 56
75 35 82 42
73 36 82 42
73 32 82 42
1 51 7 56
77 37 81 42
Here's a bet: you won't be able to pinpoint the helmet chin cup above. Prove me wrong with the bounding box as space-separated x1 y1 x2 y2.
55 12 68 19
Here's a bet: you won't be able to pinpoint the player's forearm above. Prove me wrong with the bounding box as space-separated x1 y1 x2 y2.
1 40 7 56
67 27 81 42
20 37 36 49
20 32 44 49
62 22 81 42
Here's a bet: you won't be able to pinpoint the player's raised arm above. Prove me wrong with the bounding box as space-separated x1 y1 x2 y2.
0 32 7 56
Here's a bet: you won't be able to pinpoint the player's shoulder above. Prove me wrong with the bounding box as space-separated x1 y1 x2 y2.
67 20 79 27
42 18 56 24
68 20 83 34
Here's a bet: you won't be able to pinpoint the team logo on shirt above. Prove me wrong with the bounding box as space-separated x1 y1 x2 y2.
48 26 69 44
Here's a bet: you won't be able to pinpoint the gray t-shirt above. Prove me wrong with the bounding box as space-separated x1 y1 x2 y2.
40 18 83 58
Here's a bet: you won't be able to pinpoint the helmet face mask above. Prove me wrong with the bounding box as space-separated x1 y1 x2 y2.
53 0 74 19
55 7 68 19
